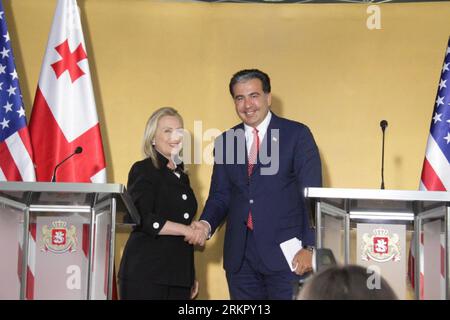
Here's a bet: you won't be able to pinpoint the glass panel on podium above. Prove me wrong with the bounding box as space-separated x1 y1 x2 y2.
0 194 26 299
418 205 447 299
90 198 115 300
317 201 347 265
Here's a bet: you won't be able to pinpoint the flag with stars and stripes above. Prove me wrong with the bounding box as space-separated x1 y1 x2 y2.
0 1 35 181
420 39 450 191
29 0 106 183
408 38 450 299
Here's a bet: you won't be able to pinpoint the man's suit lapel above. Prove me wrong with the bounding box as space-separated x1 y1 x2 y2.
233 122 248 180
251 112 279 177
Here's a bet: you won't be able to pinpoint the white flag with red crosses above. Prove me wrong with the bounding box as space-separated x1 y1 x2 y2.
29 0 106 183
26 0 111 300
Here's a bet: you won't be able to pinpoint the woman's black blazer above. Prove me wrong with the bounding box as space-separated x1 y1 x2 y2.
119 152 198 287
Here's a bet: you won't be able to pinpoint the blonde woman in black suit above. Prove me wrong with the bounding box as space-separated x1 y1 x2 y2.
119 107 206 299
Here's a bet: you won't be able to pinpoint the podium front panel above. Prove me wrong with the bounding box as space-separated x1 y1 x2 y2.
28 206 116 300
356 222 407 299
30 211 90 299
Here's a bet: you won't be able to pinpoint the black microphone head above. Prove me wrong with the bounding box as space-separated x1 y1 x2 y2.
75 146 83 154
380 120 388 129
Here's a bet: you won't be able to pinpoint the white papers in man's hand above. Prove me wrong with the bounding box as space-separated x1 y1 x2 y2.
279 237 302 271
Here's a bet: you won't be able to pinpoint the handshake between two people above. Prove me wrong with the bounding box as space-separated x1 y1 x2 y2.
184 220 210 247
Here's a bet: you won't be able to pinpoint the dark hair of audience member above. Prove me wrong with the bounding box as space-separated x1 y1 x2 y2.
297 265 398 300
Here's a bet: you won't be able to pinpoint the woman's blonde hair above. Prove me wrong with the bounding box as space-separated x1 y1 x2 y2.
142 107 184 169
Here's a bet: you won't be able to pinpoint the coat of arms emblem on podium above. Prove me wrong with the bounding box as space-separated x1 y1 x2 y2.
361 227 401 262
41 220 78 254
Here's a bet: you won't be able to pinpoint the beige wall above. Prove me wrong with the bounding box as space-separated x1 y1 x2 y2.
5 0 450 299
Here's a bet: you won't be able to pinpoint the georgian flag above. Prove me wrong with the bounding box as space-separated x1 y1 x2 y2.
27 0 113 300
29 0 106 183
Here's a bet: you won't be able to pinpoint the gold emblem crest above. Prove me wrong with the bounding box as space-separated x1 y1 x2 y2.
41 220 77 254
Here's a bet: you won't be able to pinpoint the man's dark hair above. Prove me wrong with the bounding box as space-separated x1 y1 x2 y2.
229 69 271 96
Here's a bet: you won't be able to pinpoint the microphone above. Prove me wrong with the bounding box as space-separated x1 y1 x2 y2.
379 120 388 189
51 146 83 182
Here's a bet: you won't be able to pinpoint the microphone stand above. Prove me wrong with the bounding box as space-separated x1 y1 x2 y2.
51 147 83 182
380 121 387 190
381 131 385 190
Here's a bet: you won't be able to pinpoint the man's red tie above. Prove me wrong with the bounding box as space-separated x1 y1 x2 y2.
247 128 259 230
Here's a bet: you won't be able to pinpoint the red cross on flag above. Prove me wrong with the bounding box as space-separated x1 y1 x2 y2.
29 0 106 183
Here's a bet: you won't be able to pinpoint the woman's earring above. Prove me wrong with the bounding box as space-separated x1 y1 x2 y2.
152 140 156 146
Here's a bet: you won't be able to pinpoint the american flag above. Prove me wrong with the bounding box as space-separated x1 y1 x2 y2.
0 1 35 181
408 38 450 299
420 39 450 191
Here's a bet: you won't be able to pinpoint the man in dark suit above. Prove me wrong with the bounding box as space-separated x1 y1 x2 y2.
193 69 322 299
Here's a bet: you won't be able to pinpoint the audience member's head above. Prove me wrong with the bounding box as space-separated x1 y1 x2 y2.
297 265 398 300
